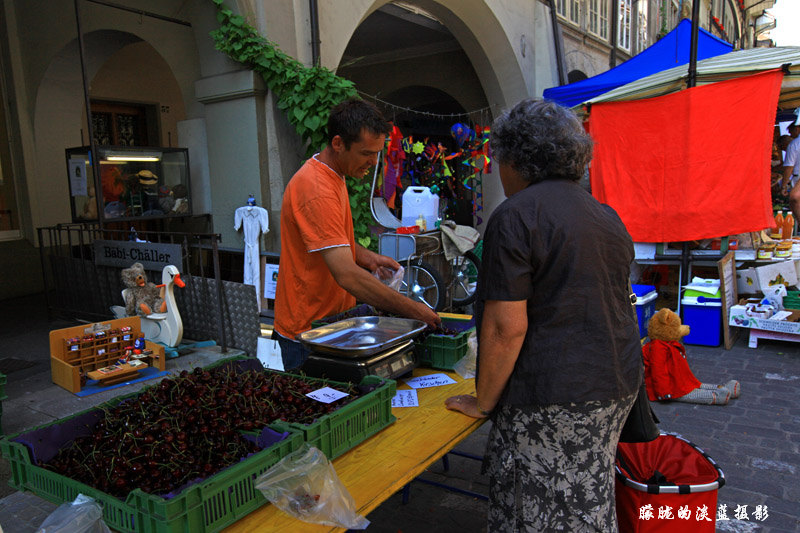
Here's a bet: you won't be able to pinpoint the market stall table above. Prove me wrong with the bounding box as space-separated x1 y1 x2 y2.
223 368 485 532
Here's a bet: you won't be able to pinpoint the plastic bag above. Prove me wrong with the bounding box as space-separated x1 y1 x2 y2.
255 444 369 529
452 330 477 379
37 494 111 533
372 266 405 291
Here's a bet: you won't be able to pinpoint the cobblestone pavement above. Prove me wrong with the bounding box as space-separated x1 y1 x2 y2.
0 294 798 532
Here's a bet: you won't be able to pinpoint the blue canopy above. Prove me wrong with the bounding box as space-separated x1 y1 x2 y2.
543 19 733 108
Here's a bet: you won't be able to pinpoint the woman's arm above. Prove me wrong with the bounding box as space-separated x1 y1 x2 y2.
445 299 527 418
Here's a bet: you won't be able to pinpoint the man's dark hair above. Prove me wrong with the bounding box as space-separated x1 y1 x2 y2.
327 98 391 148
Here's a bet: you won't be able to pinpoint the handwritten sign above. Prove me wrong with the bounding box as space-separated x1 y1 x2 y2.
391 389 419 407
306 386 349 404
404 373 456 389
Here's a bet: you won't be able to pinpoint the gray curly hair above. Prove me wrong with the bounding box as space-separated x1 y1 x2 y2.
490 99 592 183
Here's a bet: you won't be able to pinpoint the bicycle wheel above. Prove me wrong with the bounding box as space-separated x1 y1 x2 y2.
400 260 446 311
450 250 481 306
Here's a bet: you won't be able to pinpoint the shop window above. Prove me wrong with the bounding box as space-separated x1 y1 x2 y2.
589 0 610 40
618 0 632 51
90 101 154 147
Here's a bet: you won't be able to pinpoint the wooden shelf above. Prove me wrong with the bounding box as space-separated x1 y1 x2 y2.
50 317 165 393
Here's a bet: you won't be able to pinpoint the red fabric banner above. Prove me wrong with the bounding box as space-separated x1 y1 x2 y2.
588 69 783 243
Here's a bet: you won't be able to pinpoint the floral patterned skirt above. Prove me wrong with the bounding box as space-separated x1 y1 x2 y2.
483 393 636 532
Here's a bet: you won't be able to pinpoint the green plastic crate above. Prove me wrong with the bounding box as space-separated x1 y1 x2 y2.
271 374 396 460
0 424 303 533
186 356 397 460
415 318 475 370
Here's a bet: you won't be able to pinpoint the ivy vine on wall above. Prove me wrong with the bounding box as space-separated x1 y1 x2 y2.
210 0 377 249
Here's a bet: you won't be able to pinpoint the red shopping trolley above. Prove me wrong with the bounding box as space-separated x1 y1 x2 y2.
615 432 725 533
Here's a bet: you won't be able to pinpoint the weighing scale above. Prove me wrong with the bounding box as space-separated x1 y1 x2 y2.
297 317 426 382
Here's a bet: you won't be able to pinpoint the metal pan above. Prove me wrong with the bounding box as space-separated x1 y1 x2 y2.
297 316 427 358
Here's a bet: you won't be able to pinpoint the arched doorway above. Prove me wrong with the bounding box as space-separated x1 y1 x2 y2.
335 2 506 228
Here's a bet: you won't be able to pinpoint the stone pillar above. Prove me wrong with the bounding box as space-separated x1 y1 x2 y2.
195 69 270 248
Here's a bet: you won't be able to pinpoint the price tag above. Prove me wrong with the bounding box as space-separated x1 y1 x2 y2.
306 386 349 404
404 373 457 389
391 389 418 408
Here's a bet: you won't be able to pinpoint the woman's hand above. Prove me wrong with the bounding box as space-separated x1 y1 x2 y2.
444 394 488 419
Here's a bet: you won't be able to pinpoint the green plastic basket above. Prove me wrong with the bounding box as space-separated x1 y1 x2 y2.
271 374 396 460
206 356 397 459
0 356 396 532
415 318 475 370
0 425 303 533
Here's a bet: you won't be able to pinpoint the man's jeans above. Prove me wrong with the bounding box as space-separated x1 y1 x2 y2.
273 331 310 371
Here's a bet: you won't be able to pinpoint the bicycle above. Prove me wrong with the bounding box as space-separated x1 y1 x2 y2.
369 161 481 312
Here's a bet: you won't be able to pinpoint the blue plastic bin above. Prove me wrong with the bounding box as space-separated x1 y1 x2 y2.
632 284 657 339
681 288 722 346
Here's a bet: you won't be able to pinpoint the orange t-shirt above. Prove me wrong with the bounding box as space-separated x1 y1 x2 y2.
274 156 357 339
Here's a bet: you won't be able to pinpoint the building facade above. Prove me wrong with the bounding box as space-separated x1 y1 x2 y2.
0 0 775 299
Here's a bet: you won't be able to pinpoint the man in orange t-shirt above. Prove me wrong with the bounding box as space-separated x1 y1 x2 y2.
274 99 440 370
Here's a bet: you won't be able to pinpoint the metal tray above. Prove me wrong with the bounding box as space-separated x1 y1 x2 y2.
297 316 427 358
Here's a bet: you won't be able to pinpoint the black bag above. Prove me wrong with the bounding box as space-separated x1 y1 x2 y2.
619 282 660 443
619 381 660 443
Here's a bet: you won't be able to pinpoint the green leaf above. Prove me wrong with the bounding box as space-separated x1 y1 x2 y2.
303 115 321 131
293 108 307 123
358 236 371 249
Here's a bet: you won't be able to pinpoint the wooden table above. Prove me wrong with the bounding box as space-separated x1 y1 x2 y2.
223 368 485 532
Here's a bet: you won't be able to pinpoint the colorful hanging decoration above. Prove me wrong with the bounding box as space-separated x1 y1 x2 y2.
377 122 490 226
383 125 405 209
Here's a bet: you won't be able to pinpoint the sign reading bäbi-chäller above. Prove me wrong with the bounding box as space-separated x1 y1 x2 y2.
93 240 181 271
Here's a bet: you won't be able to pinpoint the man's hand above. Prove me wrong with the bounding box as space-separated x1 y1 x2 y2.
444 394 488 419
355 244 400 272
408 300 441 330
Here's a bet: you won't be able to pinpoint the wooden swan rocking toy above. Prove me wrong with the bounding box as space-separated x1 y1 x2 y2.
112 265 186 347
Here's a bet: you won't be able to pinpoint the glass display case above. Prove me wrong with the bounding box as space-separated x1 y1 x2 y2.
66 146 191 222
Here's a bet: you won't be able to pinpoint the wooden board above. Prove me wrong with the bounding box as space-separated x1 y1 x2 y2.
222 368 485 532
718 251 739 350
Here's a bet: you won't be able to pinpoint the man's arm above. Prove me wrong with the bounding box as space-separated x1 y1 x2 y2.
781 165 794 193
445 299 527 418
319 246 440 328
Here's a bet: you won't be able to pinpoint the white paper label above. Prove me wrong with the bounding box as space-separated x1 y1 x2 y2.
68 159 88 197
391 389 419 407
306 386 349 404
404 373 457 389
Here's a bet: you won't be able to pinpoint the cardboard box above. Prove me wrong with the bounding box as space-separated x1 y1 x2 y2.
736 267 759 294
735 261 798 295
728 303 800 334
756 260 798 290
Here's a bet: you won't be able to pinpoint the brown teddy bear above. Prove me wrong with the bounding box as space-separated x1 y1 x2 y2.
643 308 740 405
120 262 166 317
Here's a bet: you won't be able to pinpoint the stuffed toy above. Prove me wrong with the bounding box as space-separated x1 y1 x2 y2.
120 262 166 317
643 308 740 405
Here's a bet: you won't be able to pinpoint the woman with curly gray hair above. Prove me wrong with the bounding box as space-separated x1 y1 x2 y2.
446 99 643 532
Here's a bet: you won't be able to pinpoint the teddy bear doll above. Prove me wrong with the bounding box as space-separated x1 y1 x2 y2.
643 308 740 405
120 262 166 317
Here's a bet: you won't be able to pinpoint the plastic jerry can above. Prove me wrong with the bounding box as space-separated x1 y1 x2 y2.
401 187 440 230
